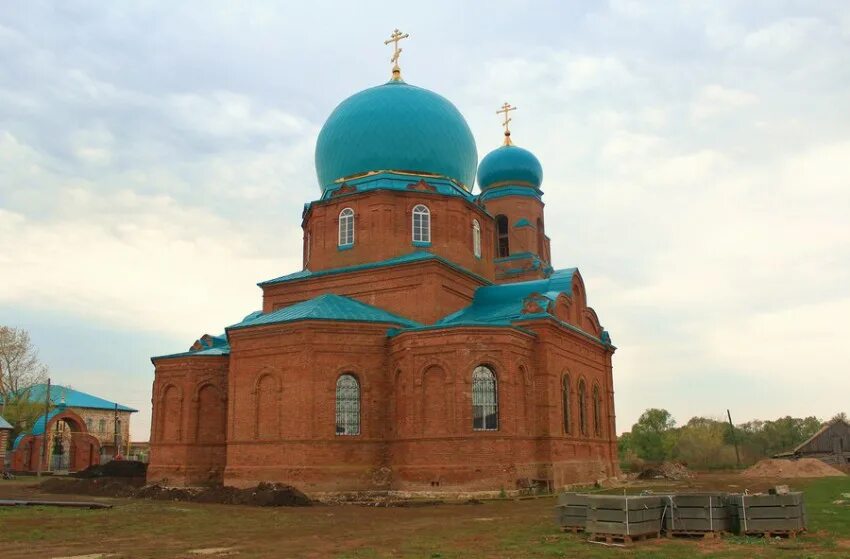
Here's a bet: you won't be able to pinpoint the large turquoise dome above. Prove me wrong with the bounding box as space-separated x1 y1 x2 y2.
477 144 543 190
315 80 478 191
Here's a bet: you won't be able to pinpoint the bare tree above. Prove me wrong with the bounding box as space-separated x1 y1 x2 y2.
0 326 49 411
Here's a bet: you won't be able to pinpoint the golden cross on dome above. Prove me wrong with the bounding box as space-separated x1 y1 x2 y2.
384 28 409 80
496 102 517 145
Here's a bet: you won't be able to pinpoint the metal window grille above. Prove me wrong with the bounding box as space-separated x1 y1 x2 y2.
472 219 481 257
338 208 354 246
335 374 360 436
578 381 587 436
562 375 571 434
593 386 602 437
472 366 498 431
412 205 430 242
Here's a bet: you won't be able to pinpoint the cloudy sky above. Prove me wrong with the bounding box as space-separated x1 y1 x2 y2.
1 1 848 440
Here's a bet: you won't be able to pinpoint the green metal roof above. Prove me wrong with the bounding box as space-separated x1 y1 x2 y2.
0 415 11 430
320 171 473 201
227 293 421 331
259 250 492 287
8 384 137 413
438 268 576 326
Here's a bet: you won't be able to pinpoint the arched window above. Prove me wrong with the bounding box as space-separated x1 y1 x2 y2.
537 218 545 259
495 214 509 257
412 204 430 243
593 385 602 437
335 374 360 436
85 418 93 432
338 208 354 246
578 380 587 436
472 219 481 258
562 375 571 434
305 231 311 264
472 365 498 431
98 419 107 434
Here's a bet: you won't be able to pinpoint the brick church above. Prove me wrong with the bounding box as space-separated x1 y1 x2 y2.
148 32 619 494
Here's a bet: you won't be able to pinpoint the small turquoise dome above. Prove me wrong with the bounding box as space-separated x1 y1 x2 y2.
315 80 478 191
477 144 543 190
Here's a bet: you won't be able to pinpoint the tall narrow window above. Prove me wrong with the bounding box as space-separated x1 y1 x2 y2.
338 208 354 246
305 231 311 264
578 380 587 436
593 385 602 437
537 218 545 259
99 419 107 434
472 219 481 258
335 374 360 436
496 214 509 257
472 365 498 431
562 374 571 434
412 204 430 243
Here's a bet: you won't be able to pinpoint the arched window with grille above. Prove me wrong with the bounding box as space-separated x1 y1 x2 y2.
98 418 107 434
495 214 509 257
562 374 571 434
335 374 360 436
593 385 602 437
412 204 430 243
472 219 481 258
338 208 354 247
578 380 588 436
85 418 93 432
472 365 498 431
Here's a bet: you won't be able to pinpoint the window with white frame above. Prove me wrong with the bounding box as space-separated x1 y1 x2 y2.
338 208 354 246
472 219 481 258
412 204 430 243
472 365 498 431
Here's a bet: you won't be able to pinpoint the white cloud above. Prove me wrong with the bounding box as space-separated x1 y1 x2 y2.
691 84 757 120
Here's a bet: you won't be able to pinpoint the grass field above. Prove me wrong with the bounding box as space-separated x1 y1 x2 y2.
1 474 848 558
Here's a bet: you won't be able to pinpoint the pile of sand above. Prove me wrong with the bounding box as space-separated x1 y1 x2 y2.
742 458 846 478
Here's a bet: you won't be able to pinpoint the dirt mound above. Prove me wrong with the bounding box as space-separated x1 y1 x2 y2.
72 460 148 479
637 462 692 481
41 477 311 507
743 458 846 478
40 476 144 497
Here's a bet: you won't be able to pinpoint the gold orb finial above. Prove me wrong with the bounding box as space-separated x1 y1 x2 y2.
496 102 517 145
384 28 410 81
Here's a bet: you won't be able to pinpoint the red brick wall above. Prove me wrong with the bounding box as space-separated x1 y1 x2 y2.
304 190 495 282
0 430 7 470
148 355 229 486
483 195 550 265
261 260 486 325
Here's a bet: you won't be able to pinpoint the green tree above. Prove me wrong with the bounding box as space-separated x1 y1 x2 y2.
630 408 676 462
0 326 50 446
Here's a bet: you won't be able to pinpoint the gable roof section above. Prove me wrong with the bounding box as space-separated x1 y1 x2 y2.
792 418 850 453
10 384 137 413
438 268 576 326
0 415 11 430
228 293 421 331
258 251 491 287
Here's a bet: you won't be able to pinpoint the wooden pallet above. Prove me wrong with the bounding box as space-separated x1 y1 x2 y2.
667 530 728 540
744 529 806 539
561 525 585 534
588 531 660 545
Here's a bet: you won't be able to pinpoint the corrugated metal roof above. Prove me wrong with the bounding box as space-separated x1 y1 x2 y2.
228 293 421 331
438 268 577 326
14 384 137 413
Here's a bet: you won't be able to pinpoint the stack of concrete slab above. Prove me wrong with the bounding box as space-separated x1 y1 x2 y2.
663 493 730 537
585 495 665 544
553 493 589 532
727 492 807 537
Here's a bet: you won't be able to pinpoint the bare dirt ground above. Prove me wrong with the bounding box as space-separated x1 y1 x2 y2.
1 471 849 559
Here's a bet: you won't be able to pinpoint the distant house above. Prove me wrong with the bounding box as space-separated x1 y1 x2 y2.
0 415 12 471
776 418 850 466
7 384 137 472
